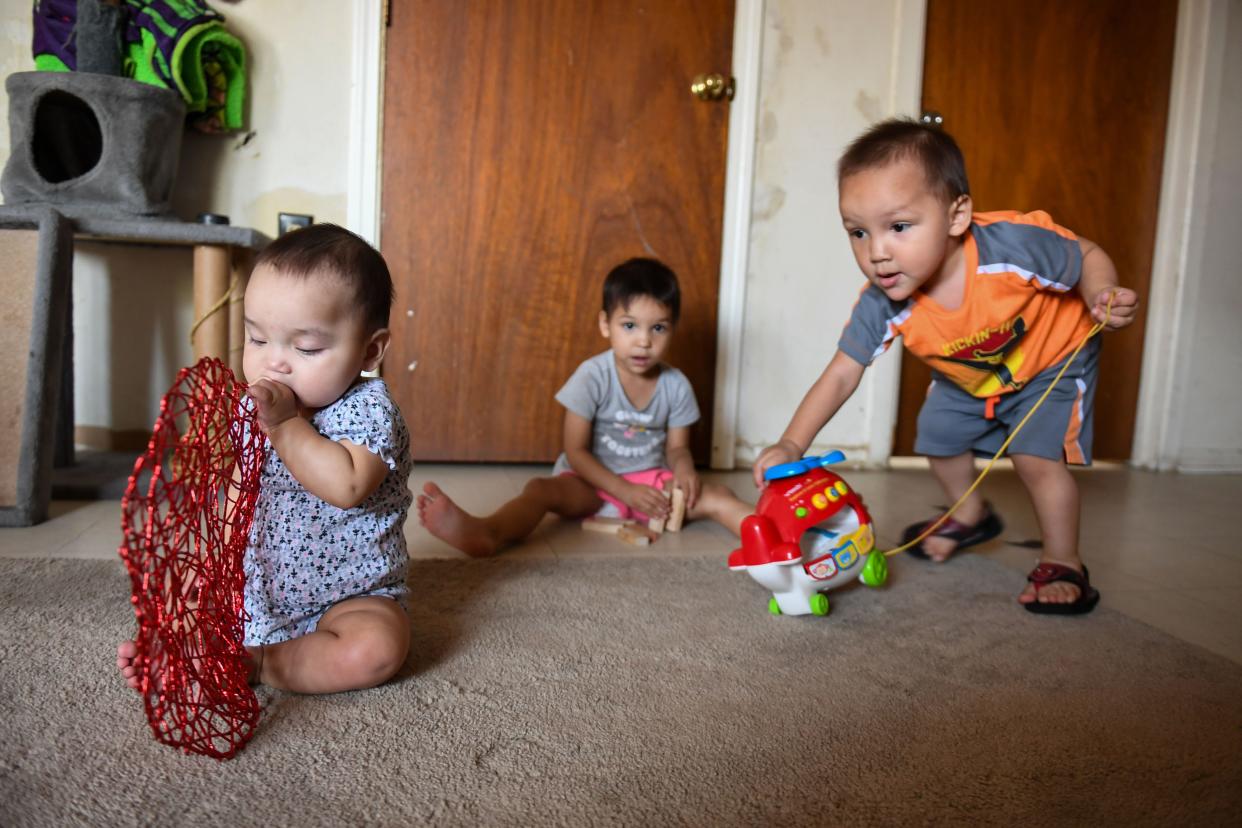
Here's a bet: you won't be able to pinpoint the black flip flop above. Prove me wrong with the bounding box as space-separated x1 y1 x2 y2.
902 503 1004 560
1023 562 1101 615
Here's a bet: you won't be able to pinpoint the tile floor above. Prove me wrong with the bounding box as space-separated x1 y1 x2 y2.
4 463 1240 665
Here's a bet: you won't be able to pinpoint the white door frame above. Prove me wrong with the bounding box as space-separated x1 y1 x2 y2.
710 0 765 469
346 0 386 247
1131 0 1230 470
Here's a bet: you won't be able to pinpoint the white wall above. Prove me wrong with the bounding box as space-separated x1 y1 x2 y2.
1 1 355 438
1157 0 1242 471
732 0 922 465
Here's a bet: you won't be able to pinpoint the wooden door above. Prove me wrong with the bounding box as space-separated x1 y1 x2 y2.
381 1 734 462
894 0 1177 460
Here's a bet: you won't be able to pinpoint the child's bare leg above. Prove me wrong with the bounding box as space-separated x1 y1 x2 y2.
118 597 407 695
419 476 602 556
1010 453 1084 606
416 482 497 556
922 452 990 562
687 482 753 537
256 596 410 694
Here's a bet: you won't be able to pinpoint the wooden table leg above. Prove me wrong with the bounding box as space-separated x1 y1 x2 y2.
229 248 253 378
192 244 231 362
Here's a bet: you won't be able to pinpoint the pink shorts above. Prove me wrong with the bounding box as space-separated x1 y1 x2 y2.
560 467 673 522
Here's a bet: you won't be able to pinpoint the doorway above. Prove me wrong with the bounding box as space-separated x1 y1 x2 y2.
380 1 736 462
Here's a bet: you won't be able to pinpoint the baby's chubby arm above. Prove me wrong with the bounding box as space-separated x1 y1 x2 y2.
752 350 866 488
248 379 389 510
1077 237 1139 330
563 410 670 519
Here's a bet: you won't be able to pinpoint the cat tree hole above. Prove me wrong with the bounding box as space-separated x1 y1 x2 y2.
32 90 103 184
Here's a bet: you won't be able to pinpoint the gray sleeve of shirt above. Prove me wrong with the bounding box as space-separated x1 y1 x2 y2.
973 220 1084 291
665 369 701 428
838 285 903 366
554 356 606 421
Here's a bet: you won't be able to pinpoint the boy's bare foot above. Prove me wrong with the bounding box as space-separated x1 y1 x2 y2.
920 534 958 562
1017 559 1083 606
904 501 1001 562
925 500 985 562
417 481 500 557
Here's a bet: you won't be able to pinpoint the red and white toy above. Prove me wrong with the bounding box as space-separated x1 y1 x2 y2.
729 451 887 616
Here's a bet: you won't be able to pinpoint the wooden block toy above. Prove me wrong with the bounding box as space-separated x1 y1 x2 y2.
648 487 672 534
666 485 686 532
583 516 628 535
618 524 659 546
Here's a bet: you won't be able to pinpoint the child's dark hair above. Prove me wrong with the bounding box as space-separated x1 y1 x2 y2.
837 117 970 203
602 258 681 324
253 223 394 333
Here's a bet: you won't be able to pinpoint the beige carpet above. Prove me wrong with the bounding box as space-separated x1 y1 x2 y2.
2 554 1240 827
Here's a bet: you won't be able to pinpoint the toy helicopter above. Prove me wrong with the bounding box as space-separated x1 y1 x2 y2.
728 451 887 615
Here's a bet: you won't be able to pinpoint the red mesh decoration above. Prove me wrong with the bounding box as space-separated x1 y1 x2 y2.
119 358 266 760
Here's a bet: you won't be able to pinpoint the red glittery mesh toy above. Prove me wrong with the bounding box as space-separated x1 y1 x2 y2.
119 357 266 759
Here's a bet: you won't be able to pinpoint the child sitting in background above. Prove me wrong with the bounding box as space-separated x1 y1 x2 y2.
753 118 1139 615
419 257 753 556
119 223 413 694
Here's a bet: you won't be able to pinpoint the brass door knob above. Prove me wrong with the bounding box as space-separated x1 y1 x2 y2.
690 73 735 102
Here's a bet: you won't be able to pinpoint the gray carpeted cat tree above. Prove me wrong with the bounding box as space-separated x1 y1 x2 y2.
0 2 266 524
0 208 72 527
1 70 185 217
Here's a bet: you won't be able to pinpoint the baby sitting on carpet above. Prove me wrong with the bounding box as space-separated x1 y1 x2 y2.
118 223 413 694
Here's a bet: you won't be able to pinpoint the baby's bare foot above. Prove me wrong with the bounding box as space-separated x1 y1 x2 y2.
117 638 262 692
417 481 499 557
117 640 143 690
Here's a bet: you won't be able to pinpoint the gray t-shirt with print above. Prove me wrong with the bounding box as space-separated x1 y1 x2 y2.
552 350 701 476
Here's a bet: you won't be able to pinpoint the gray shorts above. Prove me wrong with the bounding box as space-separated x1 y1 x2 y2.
914 338 1100 465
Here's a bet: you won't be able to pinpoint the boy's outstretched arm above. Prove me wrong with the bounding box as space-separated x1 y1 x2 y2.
752 350 866 488
1077 236 1139 329
249 379 388 510
563 411 670 519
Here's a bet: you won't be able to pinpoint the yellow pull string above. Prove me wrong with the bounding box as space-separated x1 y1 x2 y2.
188 273 240 348
879 292 1115 558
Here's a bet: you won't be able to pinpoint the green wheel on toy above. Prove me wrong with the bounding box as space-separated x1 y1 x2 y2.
809 593 830 616
768 597 781 615
860 550 888 587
